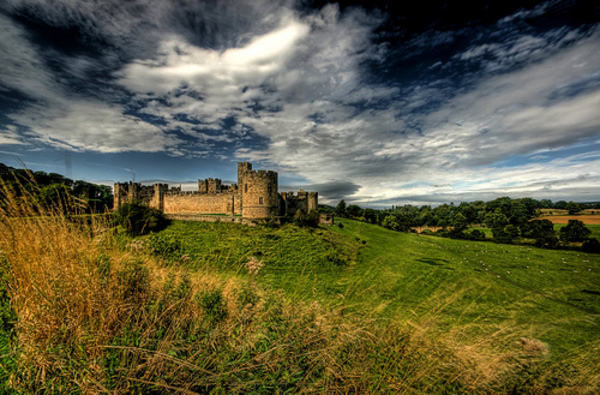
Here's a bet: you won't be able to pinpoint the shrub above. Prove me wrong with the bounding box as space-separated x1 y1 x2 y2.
147 233 183 260
447 228 468 239
582 238 600 253
293 209 320 228
113 202 169 236
559 220 591 242
468 229 486 241
522 220 559 248
198 289 228 323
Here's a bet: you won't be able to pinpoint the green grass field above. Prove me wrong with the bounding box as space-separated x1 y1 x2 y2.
3 214 599 393
156 219 600 361
470 223 600 240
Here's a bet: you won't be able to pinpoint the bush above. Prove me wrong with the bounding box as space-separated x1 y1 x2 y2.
582 238 600 253
293 209 320 228
521 220 558 248
198 289 228 323
147 233 183 260
559 220 591 242
114 202 169 236
468 229 486 241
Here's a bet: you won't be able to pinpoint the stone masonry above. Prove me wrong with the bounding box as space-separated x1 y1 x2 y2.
114 162 319 220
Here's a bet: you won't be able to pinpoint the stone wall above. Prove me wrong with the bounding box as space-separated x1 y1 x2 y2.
165 214 243 223
163 191 235 215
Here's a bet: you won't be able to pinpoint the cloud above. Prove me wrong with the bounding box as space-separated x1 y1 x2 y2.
0 126 24 145
497 0 560 25
8 100 179 152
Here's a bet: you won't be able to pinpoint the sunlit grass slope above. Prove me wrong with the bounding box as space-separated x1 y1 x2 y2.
159 218 600 386
2 201 600 393
329 219 600 354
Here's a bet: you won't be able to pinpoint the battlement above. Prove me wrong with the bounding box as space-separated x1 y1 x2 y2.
281 190 318 199
245 169 278 179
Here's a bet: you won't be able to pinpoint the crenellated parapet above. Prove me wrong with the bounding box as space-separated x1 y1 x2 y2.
279 189 318 217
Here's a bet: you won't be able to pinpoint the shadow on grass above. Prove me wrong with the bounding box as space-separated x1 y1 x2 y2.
416 257 449 266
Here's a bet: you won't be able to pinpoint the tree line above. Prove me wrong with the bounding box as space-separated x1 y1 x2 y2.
0 163 113 214
330 197 600 252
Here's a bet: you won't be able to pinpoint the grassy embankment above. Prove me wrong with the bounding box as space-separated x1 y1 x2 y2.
155 219 600 388
1 198 599 393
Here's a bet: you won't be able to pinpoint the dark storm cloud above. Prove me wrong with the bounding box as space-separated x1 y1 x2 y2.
302 180 362 203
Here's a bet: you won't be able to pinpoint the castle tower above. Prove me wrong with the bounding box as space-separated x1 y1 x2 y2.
153 183 168 211
239 164 278 219
237 162 252 215
113 183 124 209
308 192 318 212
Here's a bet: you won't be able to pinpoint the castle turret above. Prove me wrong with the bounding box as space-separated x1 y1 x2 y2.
240 166 278 219
308 191 318 212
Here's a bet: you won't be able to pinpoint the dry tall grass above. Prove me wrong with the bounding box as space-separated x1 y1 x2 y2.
1 179 598 394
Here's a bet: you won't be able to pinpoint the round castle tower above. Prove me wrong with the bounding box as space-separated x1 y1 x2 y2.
238 162 279 218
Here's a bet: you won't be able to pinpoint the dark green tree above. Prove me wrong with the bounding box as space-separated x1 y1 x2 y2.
335 200 347 217
346 204 362 218
381 215 400 231
522 220 558 248
582 238 600 253
294 209 320 227
565 201 581 215
559 220 591 242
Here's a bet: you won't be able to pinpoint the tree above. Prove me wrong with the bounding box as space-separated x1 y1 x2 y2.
559 220 591 242
335 200 347 217
452 213 469 232
554 200 567 210
522 220 558 248
347 204 362 218
565 201 581 215
381 215 400 231
582 238 600 253
467 229 486 241
38 184 75 214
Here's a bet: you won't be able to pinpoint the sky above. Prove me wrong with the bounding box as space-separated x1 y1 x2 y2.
0 0 599 207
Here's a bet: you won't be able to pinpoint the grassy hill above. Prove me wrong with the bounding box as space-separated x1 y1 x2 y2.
2 211 599 393
154 219 600 385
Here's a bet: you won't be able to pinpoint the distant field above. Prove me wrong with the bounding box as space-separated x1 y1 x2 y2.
539 209 600 216
539 208 569 215
540 215 600 225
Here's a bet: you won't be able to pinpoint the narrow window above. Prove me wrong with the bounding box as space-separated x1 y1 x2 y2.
268 184 272 194
259 197 264 205
245 184 248 193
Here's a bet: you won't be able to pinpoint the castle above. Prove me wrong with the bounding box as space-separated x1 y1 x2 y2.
113 162 319 220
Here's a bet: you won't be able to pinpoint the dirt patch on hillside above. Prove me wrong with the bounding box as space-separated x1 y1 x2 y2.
538 215 600 225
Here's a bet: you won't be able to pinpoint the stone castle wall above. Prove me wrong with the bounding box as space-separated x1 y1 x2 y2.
114 162 320 221
162 191 235 215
